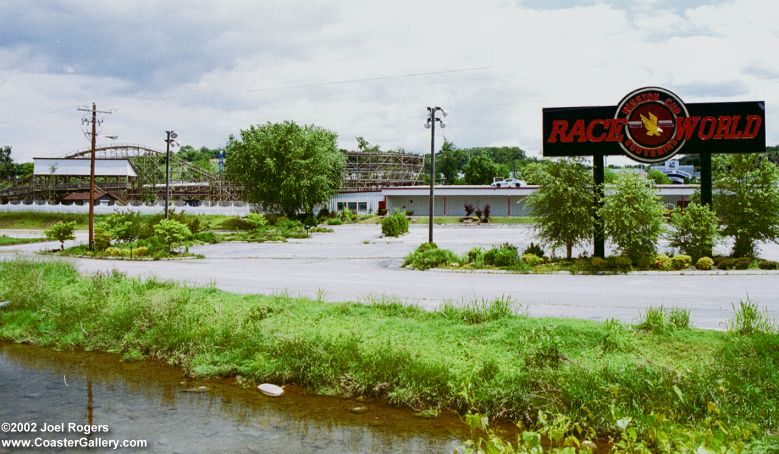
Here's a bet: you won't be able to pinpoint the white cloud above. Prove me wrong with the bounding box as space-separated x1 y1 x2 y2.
0 0 777 163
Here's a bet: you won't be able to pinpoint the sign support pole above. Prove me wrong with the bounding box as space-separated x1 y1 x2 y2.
699 152 712 207
593 152 605 258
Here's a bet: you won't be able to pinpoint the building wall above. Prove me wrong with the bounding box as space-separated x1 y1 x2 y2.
327 191 383 214
386 194 532 217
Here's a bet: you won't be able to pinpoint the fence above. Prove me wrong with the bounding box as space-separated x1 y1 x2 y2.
0 201 251 217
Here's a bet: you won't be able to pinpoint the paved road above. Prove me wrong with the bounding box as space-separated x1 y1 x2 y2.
2 224 777 329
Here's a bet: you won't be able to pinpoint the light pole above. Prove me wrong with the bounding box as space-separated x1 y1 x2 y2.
424 107 447 244
164 131 178 220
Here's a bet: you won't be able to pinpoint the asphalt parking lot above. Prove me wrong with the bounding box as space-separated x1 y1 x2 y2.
2 223 777 329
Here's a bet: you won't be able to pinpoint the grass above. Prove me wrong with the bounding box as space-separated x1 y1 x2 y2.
0 211 237 231
0 235 48 246
0 259 777 451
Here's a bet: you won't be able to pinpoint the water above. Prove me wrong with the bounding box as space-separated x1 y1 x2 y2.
0 343 468 453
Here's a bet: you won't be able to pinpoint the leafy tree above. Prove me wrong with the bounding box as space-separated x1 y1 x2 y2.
526 158 595 259
45 221 76 251
463 154 499 185
601 172 666 264
176 145 221 173
355 136 381 153
153 219 191 253
647 168 672 184
0 146 13 179
714 154 779 257
15 162 33 180
437 139 463 184
669 202 720 261
225 121 345 216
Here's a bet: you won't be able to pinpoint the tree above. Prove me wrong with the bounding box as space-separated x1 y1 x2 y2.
647 168 672 184
355 137 381 153
153 219 191 253
0 146 13 179
463 154 499 185
225 121 345 216
526 158 595 259
601 172 666 264
714 154 779 257
45 221 76 251
669 202 720 261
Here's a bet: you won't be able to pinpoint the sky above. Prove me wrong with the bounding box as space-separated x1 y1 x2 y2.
0 0 777 163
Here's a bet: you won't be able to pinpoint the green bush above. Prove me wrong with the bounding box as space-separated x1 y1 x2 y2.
669 203 720 261
466 247 485 267
245 212 268 230
652 254 672 271
715 257 735 269
326 218 343 225
44 221 77 251
590 257 608 272
614 256 633 272
757 260 779 270
134 246 149 257
671 255 692 270
221 216 252 230
194 231 220 244
695 257 714 270
381 210 409 237
734 257 753 270
521 253 544 267
523 242 545 257
403 243 459 270
93 222 113 251
483 243 519 267
728 299 775 335
153 219 192 253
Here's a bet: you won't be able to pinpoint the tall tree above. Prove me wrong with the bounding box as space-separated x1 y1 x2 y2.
526 158 595 259
714 153 779 257
601 171 666 264
225 121 344 216
463 153 499 185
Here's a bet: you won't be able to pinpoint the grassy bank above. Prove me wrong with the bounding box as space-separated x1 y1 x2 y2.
0 260 777 451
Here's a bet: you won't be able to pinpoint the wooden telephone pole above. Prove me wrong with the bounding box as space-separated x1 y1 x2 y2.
77 103 111 251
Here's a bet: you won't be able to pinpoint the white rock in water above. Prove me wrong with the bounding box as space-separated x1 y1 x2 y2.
258 383 284 397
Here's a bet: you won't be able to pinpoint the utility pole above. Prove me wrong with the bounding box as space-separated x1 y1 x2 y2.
77 103 111 251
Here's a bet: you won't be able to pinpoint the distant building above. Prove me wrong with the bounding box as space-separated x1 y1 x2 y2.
649 159 697 184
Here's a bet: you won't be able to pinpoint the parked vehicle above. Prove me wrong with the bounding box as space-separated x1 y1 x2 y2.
490 177 525 188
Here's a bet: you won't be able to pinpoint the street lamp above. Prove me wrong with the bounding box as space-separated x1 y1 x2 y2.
424 106 447 244
164 131 179 219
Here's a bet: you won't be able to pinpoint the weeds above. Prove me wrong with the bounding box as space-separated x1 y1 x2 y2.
1 260 777 449
728 298 775 335
637 306 691 332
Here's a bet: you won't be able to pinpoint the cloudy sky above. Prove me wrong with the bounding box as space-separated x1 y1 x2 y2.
0 0 777 163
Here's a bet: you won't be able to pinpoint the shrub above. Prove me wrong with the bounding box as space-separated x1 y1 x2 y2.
590 257 608 272
153 219 192 253
715 257 735 269
464 203 475 217
481 204 491 223
245 213 268 230
523 242 545 258
93 222 113 251
652 254 672 271
757 260 779 270
326 218 343 225
316 207 330 220
695 257 714 270
668 307 691 329
483 243 519 267
637 306 691 332
671 255 692 270
221 216 252 230
601 172 665 264
466 247 484 264
134 246 149 257
521 253 544 267
614 256 633 272
403 243 459 270
734 257 753 270
668 203 720 261
339 208 354 222
45 221 77 251
104 247 122 257
381 210 409 237
194 231 220 244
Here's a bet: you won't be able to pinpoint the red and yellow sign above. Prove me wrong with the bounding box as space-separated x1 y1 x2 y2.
542 87 765 163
